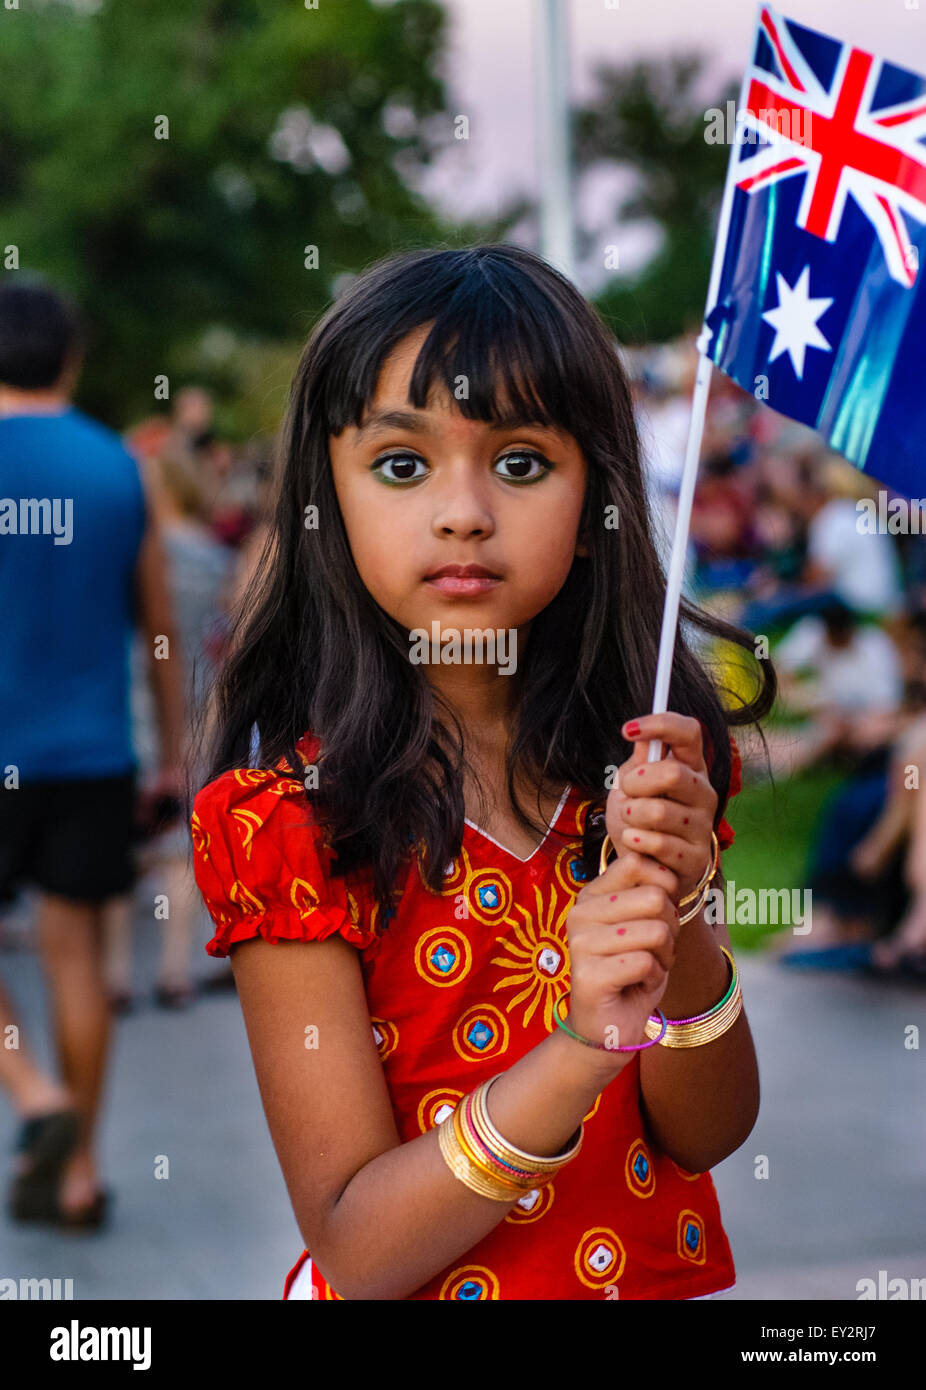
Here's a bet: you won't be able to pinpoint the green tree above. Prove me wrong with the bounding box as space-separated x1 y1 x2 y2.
573 53 739 344
0 0 524 431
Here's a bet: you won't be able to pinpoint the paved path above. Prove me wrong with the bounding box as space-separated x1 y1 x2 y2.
1 900 923 1300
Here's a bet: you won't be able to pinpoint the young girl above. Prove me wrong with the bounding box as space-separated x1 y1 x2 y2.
189 244 775 1301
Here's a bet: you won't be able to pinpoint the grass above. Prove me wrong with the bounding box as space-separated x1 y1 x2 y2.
720 763 846 951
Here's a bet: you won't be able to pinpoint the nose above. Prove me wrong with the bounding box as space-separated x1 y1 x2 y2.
430 468 496 539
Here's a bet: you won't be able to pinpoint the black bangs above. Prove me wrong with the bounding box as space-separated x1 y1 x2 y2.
315 245 617 452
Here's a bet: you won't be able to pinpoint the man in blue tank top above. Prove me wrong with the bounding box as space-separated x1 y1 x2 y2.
0 281 185 1229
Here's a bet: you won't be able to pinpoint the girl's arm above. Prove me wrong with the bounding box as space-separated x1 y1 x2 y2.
637 900 759 1173
231 932 630 1302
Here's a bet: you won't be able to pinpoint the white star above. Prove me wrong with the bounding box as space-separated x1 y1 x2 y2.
762 265 833 379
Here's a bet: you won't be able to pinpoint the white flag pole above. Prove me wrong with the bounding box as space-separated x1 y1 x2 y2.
645 13 760 763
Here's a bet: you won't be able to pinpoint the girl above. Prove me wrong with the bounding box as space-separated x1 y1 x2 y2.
189 244 775 1301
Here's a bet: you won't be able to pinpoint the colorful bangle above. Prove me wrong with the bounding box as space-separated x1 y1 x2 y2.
552 993 668 1051
647 987 742 1048
438 1105 523 1202
457 1090 553 1187
474 1074 583 1170
437 1076 583 1203
642 946 742 1047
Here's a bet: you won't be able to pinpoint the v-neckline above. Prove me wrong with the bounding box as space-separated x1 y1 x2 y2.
463 784 573 864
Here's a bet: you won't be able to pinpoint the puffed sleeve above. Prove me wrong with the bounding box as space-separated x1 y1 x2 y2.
191 768 378 958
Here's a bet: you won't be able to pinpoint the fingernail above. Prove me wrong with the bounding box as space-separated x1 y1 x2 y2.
624 721 641 737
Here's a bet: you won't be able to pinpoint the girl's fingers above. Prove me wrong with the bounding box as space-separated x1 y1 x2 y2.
618 756 715 809
598 951 668 995
592 849 679 898
619 824 710 880
621 712 707 772
620 795 713 843
584 919 677 971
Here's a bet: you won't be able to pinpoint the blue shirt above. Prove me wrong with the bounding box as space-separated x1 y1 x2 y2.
0 407 147 780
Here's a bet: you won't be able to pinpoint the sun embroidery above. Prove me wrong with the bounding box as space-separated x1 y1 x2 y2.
490 882 572 1030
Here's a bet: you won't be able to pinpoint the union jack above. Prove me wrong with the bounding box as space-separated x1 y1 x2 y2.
735 4 926 288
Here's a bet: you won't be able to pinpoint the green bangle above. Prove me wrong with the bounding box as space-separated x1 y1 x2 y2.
552 994 668 1052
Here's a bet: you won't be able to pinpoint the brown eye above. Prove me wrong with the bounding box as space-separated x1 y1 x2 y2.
494 451 551 483
371 452 428 484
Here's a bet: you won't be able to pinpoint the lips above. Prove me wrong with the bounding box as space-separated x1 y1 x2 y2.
424 564 502 580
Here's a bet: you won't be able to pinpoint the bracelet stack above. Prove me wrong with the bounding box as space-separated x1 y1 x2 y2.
552 945 742 1053
641 945 742 1047
438 1073 583 1202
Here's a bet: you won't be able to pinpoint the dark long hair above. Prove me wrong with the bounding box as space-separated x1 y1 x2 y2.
190 244 775 922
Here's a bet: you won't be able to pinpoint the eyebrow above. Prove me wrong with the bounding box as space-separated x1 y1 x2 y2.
354 408 554 440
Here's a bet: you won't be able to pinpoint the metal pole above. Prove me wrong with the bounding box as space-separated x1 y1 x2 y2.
537 0 575 280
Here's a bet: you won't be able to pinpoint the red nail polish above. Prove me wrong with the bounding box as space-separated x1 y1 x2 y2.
683 817 689 824
633 836 640 843
610 894 617 901
625 721 641 736
637 768 645 776
617 928 626 935
625 806 632 814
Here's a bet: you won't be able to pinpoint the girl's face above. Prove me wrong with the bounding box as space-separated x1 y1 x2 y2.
328 324 589 647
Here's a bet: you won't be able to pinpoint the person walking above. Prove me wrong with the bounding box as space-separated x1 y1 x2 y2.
0 280 185 1228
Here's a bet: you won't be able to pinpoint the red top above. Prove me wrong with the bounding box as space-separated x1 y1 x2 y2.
192 732 743 1301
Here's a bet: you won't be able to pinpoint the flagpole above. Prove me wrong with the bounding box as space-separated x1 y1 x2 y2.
644 10 761 763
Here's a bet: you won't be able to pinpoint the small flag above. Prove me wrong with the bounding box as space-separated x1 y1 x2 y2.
703 5 926 499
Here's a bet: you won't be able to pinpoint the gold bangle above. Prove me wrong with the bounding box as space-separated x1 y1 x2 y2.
452 1099 529 1193
437 1106 523 1201
678 881 711 924
643 980 743 1047
679 831 721 905
455 1090 551 1192
600 829 721 903
642 946 740 1046
653 988 743 1048
473 1074 583 1173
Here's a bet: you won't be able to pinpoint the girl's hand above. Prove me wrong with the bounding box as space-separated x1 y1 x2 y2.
563 850 681 1058
607 712 719 903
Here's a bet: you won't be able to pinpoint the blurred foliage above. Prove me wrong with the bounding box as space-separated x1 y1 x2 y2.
723 765 845 951
575 53 739 344
0 0 525 434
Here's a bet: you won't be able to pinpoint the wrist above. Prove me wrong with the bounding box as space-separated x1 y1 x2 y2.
545 1011 630 1086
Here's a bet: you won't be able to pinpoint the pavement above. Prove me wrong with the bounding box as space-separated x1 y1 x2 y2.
0 897 923 1300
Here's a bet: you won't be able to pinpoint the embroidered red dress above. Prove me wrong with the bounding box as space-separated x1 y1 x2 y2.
192 733 743 1301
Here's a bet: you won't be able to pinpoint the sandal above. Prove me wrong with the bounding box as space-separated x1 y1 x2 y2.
7 1108 80 1223
56 1186 112 1232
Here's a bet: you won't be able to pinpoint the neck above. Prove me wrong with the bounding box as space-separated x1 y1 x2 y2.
0 386 71 417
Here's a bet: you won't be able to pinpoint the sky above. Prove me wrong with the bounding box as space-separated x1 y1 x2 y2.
424 0 926 289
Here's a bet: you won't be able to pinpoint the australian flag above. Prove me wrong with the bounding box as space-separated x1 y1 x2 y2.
703 5 926 499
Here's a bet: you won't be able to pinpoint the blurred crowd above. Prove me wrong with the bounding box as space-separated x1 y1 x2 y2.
633 337 926 980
